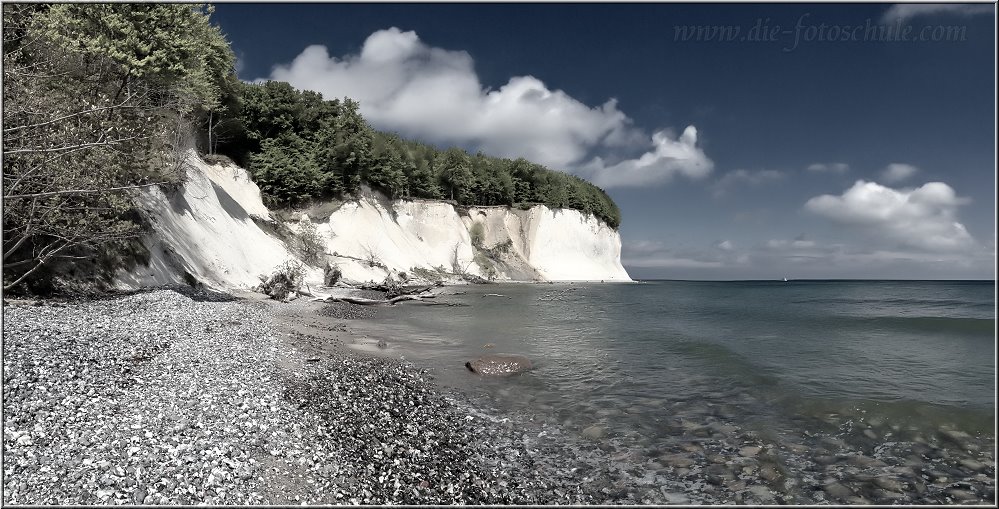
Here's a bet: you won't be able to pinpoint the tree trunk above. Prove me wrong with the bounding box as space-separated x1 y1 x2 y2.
319 293 438 306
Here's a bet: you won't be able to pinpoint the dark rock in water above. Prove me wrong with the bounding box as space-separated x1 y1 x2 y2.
465 354 532 376
376 340 388 349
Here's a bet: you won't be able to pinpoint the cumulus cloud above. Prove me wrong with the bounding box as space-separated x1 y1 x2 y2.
882 3 993 22
577 126 713 188
880 163 919 183
264 28 711 187
712 169 783 197
805 180 975 252
806 162 850 174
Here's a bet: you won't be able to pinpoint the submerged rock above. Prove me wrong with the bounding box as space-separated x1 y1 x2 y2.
823 482 854 500
465 354 532 377
581 425 606 440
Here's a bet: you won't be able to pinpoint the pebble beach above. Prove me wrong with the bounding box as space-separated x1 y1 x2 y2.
2 288 610 505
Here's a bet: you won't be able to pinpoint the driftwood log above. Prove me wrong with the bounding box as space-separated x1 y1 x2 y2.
318 291 443 306
356 282 441 298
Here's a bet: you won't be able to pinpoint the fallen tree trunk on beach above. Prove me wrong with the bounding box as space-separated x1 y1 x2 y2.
319 293 440 306
356 281 441 298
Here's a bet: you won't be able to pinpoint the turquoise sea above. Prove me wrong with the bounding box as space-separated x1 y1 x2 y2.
351 280 996 503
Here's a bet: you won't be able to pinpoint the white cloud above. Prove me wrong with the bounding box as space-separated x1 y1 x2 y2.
805 180 975 252
264 28 711 188
712 168 783 197
882 3 993 22
806 162 850 174
880 163 919 183
577 126 713 188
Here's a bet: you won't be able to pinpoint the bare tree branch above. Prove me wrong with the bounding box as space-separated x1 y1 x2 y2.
4 181 167 200
3 134 149 156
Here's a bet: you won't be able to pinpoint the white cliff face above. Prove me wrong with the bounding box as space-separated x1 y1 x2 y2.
116 153 322 290
456 206 630 282
118 152 631 291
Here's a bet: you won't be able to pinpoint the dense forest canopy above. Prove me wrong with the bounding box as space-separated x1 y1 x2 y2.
2 4 620 293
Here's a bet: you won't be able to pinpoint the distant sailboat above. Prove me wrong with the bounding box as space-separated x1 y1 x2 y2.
783 277 788 282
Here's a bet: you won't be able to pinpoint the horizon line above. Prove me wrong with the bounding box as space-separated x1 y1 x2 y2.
633 278 996 282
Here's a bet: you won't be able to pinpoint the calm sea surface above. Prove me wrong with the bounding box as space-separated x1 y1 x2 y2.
348 280 996 503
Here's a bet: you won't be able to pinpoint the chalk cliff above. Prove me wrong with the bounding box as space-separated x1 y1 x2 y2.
117 152 631 291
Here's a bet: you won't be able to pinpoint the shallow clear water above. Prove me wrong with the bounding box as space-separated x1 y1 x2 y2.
347 280 996 503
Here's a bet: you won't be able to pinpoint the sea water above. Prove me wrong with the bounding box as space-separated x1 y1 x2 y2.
349 280 996 503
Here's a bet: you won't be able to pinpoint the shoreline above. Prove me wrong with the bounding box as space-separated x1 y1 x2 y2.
1 287 613 504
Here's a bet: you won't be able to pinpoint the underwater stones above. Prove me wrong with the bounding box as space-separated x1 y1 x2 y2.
680 443 703 454
939 429 972 445
759 464 781 482
747 485 775 502
660 454 695 469
873 476 904 492
581 425 606 441
959 459 988 472
823 482 854 500
946 488 978 501
846 454 887 468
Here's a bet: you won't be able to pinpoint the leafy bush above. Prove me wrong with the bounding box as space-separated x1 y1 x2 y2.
295 218 325 265
485 239 514 258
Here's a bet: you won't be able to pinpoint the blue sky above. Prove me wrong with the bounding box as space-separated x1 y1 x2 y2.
212 3 995 280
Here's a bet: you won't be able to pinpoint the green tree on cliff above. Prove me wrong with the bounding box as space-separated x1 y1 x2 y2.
2 3 234 292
